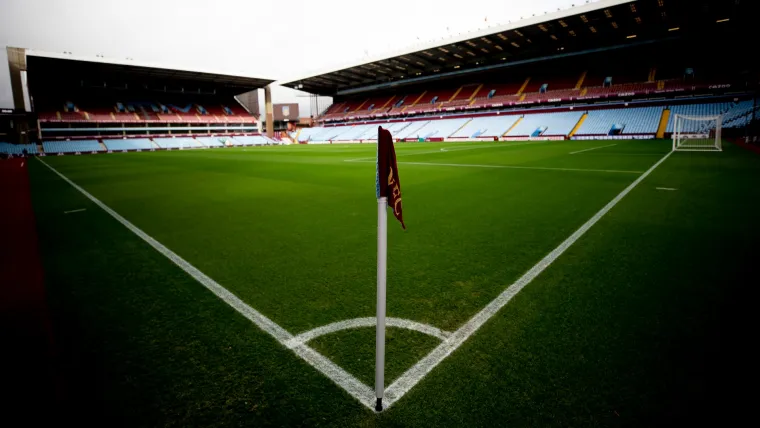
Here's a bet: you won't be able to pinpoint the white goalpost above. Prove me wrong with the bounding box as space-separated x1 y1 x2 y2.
672 114 723 151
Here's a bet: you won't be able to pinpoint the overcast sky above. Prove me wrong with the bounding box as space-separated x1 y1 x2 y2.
0 0 590 114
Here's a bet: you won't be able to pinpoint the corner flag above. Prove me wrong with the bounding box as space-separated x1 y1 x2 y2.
375 126 404 412
377 127 405 229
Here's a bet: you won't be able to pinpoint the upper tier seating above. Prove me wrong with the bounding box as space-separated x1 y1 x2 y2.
39 99 256 124
43 140 103 153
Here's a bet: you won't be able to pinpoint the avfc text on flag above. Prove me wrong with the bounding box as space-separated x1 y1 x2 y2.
376 126 405 229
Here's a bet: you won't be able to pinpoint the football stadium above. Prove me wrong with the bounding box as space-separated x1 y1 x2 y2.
1 0 759 426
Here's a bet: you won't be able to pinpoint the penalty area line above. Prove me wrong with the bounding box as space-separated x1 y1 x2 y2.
35 157 378 411
64 208 87 214
382 150 674 409
569 144 618 155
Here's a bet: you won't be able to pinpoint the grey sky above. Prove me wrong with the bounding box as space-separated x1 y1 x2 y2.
1 0 589 114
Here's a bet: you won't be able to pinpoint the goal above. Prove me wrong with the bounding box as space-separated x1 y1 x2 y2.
672 114 722 151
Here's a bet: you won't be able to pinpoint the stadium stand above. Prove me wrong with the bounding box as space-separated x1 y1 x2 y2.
314 60 743 125
722 101 760 129
506 111 584 137
38 99 256 124
450 115 522 139
152 137 204 149
233 135 273 146
0 143 38 156
42 140 103 154
575 107 664 136
102 138 155 151
396 121 434 140
666 103 733 133
400 118 471 140
194 136 227 147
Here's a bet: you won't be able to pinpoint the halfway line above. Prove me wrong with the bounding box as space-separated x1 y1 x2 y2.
382 150 674 409
569 143 618 155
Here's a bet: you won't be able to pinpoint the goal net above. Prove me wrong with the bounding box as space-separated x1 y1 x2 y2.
672 114 722 151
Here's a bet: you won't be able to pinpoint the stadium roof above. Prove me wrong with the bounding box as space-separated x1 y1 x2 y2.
281 0 750 96
24 50 274 92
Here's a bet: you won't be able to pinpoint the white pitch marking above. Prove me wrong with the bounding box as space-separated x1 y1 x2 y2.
36 158 378 411
381 150 674 409
656 187 678 191
568 144 618 155
64 208 87 214
36 149 674 412
344 140 550 162
346 159 644 174
285 317 451 349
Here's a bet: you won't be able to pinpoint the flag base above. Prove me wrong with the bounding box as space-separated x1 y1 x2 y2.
375 398 383 411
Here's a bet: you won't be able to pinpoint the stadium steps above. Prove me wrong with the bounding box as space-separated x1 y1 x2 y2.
380 96 396 109
518 93 527 102
448 87 464 102
657 109 671 138
409 91 428 107
295 128 302 142
395 122 413 134
451 119 473 137
657 80 665 90
575 71 587 89
98 141 107 151
517 77 531 95
648 67 657 82
568 113 588 137
469 84 484 100
83 112 90 120
352 99 369 112
503 116 523 136
150 140 161 149
580 88 588 97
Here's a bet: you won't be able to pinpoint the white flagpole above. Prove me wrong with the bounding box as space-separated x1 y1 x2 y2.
375 196 388 411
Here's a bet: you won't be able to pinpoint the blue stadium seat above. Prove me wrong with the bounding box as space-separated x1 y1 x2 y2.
42 140 103 154
103 138 155 151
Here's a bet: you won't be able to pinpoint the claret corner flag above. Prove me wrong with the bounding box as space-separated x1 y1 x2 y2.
376 126 405 229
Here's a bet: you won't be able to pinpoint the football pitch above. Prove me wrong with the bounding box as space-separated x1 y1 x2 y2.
29 139 758 426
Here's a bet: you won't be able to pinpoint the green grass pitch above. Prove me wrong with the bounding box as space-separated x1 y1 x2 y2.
29 139 758 426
